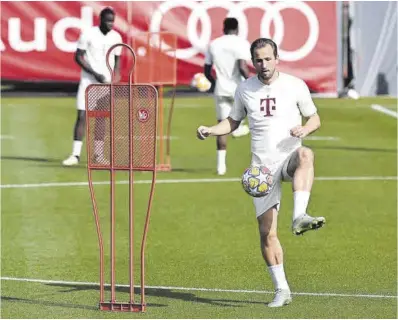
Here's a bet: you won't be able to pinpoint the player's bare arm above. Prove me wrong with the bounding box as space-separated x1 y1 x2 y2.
114 55 121 82
197 117 241 140
74 49 106 83
204 63 215 88
238 60 250 79
290 113 321 138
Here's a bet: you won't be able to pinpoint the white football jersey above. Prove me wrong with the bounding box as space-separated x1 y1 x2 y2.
229 72 317 170
77 27 123 83
204 34 251 97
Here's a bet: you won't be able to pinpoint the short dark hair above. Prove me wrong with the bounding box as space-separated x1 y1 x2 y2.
100 7 115 19
250 38 278 59
223 17 238 32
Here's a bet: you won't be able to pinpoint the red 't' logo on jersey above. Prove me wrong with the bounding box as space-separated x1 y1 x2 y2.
260 98 276 117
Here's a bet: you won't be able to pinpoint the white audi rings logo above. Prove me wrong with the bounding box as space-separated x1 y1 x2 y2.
149 1 319 62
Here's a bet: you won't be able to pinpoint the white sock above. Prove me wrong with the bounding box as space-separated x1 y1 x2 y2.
267 264 290 290
293 191 311 222
217 150 226 169
94 140 105 157
72 140 83 157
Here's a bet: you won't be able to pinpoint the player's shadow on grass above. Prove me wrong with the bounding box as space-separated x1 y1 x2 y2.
1 155 88 170
1 295 166 310
1 295 98 311
34 162 87 170
0 155 61 162
1 155 215 173
45 283 268 307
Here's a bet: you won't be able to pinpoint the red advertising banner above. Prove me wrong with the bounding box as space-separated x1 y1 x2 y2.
1 1 337 93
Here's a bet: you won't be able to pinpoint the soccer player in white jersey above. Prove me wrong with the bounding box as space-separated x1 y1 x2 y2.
62 7 122 166
203 18 251 175
197 38 326 307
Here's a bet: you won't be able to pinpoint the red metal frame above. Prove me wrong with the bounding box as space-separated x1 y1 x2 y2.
85 43 158 312
131 32 177 172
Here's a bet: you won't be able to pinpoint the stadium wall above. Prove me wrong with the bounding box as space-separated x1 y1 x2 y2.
1 1 338 95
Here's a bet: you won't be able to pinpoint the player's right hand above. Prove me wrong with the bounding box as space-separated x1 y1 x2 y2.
94 73 106 83
197 126 211 140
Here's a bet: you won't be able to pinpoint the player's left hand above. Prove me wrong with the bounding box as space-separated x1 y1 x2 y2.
290 125 308 138
197 126 212 140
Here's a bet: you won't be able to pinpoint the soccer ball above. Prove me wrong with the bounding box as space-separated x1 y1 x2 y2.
241 166 274 198
191 73 211 92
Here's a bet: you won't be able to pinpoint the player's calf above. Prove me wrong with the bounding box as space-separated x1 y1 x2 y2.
73 110 86 141
289 147 325 234
291 147 315 194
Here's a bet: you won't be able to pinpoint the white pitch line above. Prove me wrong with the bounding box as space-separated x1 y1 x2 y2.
304 136 340 141
0 135 15 140
1 276 395 299
371 104 398 118
1 176 397 189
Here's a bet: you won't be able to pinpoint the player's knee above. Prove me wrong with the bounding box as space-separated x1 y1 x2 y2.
298 147 314 165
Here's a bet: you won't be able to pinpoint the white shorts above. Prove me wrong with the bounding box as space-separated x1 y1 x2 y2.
215 96 234 121
77 75 114 111
77 77 97 111
253 151 298 218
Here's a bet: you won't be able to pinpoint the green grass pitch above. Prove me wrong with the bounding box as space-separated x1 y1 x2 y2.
1 95 397 318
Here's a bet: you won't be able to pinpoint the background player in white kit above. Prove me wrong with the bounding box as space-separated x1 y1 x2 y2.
203 18 251 175
197 38 326 307
63 7 122 166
